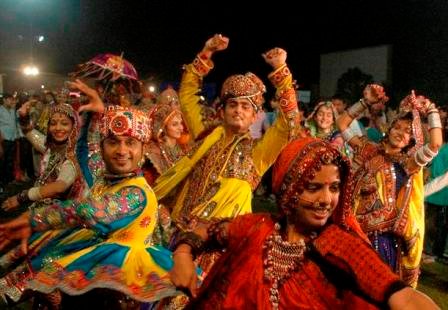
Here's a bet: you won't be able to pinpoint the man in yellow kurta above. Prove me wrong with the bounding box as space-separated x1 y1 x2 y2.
154 35 300 232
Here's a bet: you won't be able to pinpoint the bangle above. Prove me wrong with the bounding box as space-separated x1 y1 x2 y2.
17 190 31 204
428 112 442 129
423 144 438 158
341 127 355 142
174 231 205 258
347 100 368 119
414 151 427 167
28 187 42 201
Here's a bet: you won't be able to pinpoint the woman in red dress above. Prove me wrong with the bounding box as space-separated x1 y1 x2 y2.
169 137 438 309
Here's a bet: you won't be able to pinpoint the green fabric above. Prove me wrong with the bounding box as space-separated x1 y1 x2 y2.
366 127 383 143
426 144 448 206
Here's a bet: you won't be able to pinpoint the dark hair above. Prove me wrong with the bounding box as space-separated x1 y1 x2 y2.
384 112 416 153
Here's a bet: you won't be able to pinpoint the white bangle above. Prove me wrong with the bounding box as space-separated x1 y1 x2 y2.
341 127 355 141
414 151 428 167
428 112 442 129
28 187 42 201
423 144 438 158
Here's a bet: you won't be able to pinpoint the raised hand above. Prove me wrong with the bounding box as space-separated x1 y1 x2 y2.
203 34 229 53
17 100 36 117
262 47 287 69
363 84 389 106
68 79 105 114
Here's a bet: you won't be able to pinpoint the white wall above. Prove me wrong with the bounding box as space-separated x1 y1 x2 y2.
320 45 391 97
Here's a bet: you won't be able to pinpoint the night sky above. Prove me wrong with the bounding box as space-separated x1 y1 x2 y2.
1 0 448 103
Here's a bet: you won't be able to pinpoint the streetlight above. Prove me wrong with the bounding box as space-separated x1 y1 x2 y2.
23 65 39 76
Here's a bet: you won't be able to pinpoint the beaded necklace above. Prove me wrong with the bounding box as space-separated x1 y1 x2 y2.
263 223 314 310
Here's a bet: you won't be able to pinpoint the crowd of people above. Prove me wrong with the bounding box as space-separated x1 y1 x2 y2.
0 34 445 309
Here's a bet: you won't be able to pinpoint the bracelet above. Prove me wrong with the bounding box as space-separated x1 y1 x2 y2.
423 144 438 158
428 112 442 129
17 190 31 204
341 127 355 142
191 52 214 77
28 187 42 201
207 219 230 247
347 100 368 119
174 231 205 258
414 151 427 167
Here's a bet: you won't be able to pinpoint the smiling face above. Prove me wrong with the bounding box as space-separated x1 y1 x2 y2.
221 98 257 134
314 105 334 132
289 164 341 231
48 112 74 143
387 119 412 149
102 135 143 174
165 113 184 140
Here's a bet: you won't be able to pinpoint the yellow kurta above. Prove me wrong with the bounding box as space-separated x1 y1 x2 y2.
154 62 295 227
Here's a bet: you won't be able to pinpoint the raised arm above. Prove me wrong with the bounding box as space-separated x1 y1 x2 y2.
405 93 443 171
252 48 300 175
336 84 389 149
178 34 229 139
18 100 46 153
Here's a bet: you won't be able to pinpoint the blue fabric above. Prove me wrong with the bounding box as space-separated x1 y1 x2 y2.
76 112 94 187
147 245 173 271
0 105 19 141
66 243 130 278
31 229 103 270
370 233 397 271
147 245 203 276
93 212 141 235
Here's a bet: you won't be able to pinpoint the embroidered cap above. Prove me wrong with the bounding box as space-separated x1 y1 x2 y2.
220 72 266 110
99 105 151 143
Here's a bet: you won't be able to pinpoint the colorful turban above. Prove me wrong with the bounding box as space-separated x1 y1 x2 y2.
220 72 266 110
272 137 366 239
99 105 151 143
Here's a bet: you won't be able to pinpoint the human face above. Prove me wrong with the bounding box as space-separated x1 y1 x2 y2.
165 114 184 140
290 164 341 232
221 98 257 134
314 105 334 132
4 97 16 109
48 112 74 143
388 119 412 149
102 135 143 174
331 99 346 114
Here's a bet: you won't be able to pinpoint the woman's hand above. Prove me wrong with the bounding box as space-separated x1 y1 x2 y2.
363 84 389 106
169 245 199 297
17 100 35 117
1 195 19 211
262 47 287 69
68 79 105 114
0 212 32 255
